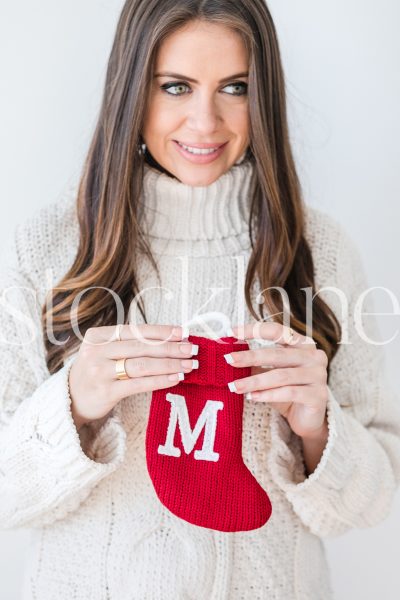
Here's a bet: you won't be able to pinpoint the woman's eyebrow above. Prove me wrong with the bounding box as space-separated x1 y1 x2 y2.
154 72 249 83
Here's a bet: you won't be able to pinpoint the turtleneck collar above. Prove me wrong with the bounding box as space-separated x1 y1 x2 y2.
140 159 255 242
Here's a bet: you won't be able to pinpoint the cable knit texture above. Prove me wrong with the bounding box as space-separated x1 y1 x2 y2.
1 158 399 600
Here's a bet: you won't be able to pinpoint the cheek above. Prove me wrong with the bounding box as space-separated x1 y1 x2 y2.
224 104 249 138
145 102 182 138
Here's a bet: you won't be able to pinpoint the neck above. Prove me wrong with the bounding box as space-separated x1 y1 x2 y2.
140 159 255 245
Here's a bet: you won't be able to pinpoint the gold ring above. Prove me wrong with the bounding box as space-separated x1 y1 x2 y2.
115 323 123 342
115 358 130 380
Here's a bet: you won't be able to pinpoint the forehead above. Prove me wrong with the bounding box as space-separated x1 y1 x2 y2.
155 21 249 75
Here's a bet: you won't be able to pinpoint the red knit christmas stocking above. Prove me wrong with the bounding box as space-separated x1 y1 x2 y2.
145 334 272 532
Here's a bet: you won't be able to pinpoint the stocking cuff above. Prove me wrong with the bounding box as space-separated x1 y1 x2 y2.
185 335 250 386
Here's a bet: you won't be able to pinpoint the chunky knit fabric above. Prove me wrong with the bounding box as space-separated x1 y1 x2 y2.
1 158 400 600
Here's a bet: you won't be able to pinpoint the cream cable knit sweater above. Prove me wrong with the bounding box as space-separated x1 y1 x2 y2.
1 159 400 600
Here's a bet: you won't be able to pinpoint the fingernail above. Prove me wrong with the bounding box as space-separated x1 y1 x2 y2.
168 372 185 381
245 392 253 400
227 381 237 392
223 353 234 364
172 325 190 339
181 359 199 369
179 343 199 355
179 343 193 354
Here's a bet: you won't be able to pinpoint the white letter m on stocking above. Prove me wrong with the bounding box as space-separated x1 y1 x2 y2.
158 393 224 462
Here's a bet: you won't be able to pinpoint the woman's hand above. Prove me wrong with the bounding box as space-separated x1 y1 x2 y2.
68 324 199 431
224 322 329 473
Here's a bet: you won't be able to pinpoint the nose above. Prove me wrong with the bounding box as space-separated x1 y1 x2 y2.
186 91 222 134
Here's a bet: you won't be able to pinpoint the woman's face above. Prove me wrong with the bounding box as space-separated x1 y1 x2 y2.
142 20 250 186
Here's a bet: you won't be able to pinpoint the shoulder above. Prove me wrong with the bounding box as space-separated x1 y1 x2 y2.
12 183 80 286
303 203 343 255
303 203 362 289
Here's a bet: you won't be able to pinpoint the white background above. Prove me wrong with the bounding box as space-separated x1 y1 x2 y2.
0 1 399 598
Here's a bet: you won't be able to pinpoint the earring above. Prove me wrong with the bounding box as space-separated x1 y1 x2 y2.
138 137 147 156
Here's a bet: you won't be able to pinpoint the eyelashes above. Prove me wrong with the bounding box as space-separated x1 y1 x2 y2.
160 81 248 97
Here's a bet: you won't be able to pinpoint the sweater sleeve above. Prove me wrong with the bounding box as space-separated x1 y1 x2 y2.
267 223 400 538
0 258 127 530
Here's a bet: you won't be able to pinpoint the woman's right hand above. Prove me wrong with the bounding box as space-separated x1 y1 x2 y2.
68 324 198 431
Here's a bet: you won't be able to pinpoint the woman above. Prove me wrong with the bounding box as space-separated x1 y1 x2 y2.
1 1 399 598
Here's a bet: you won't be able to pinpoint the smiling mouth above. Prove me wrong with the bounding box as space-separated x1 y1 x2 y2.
174 140 228 154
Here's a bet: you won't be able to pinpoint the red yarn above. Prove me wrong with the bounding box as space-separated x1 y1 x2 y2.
146 334 272 532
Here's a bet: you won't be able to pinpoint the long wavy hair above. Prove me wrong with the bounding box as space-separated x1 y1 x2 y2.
43 0 341 379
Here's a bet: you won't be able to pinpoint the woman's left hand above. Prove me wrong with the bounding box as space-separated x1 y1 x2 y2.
225 322 329 440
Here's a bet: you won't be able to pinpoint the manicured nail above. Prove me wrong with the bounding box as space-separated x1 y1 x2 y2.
181 359 199 369
172 325 189 339
191 344 199 355
179 343 193 354
228 381 237 392
168 372 185 381
245 392 253 400
223 353 234 364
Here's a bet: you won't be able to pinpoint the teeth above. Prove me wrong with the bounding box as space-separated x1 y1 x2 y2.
177 142 219 155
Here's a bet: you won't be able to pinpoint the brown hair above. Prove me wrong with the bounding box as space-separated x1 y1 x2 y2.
43 0 341 379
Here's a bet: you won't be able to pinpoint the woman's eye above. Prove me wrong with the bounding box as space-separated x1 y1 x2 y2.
160 82 190 96
160 81 248 97
223 82 248 96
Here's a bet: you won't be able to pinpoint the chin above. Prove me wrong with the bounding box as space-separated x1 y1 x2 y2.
179 169 225 187
165 156 233 184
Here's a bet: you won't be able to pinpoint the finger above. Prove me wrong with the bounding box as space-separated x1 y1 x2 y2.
115 323 187 342
230 322 315 348
104 339 199 360
246 385 310 403
225 347 321 369
84 324 187 346
227 367 326 395
247 384 326 406
109 356 199 379
114 371 186 399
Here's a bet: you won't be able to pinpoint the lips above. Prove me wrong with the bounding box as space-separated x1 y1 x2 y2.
174 141 227 149
172 139 228 164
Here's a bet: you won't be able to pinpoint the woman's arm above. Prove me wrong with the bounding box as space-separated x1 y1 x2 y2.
267 221 400 537
0 237 127 530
